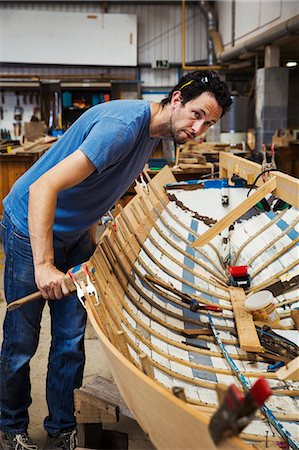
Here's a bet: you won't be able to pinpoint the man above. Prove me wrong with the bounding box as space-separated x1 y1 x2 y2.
0 70 232 449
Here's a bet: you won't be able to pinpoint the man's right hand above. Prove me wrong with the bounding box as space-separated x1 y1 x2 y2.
35 263 70 300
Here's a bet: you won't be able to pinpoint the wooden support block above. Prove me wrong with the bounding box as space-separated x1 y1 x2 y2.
291 309 299 331
139 353 154 378
74 375 134 424
116 330 134 363
247 173 255 185
192 177 277 248
172 386 187 402
229 288 264 353
74 389 118 424
276 356 299 381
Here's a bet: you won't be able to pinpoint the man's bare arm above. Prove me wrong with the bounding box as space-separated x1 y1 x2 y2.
28 149 96 300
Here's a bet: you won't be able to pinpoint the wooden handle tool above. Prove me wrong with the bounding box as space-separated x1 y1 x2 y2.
6 262 93 312
7 291 44 311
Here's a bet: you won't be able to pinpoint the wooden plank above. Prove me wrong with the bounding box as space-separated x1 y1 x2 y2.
219 152 299 208
276 356 299 381
192 177 277 248
229 288 264 353
145 164 176 192
139 353 155 378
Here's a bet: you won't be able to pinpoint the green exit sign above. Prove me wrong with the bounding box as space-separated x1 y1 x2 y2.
152 60 169 69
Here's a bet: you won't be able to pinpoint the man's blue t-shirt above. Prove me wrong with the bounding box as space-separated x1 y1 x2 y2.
3 100 160 243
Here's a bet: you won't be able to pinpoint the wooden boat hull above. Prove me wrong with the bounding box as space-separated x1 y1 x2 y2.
83 154 299 450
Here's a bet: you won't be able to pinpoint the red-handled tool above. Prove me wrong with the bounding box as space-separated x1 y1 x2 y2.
190 299 222 313
144 274 223 313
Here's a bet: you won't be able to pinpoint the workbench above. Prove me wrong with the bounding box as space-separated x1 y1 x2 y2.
275 140 299 178
0 144 52 215
148 162 215 181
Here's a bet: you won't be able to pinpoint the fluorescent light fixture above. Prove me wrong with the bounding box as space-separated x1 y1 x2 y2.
286 61 298 68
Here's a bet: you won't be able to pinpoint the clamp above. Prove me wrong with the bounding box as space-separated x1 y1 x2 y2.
83 263 99 304
135 172 149 194
261 144 277 182
209 378 272 445
68 263 99 308
68 270 86 309
270 144 277 170
261 144 269 182
108 210 117 232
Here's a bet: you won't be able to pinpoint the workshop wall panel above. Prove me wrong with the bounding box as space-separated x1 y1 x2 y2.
218 0 297 48
0 9 137 66
0 2 207 66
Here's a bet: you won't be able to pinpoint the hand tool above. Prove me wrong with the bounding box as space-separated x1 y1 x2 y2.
182 340 210 350
107 210 117 232
135 172 149 194
7 263 97 311
256 325 299 362
14 92 23 121
83 263 99 304
189 299 222 313
209 313 299 450
68 270 86 309
209 383 243 444
267 361 285 372
263 273 299 297
144 274 223 312
181 328 212 337
210 379 272 441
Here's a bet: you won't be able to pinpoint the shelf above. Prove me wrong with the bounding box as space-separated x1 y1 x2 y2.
63 106 90 110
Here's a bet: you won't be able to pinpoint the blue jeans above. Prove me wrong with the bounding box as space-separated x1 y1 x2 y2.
0 212 94 436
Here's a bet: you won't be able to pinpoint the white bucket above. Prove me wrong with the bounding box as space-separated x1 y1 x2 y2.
245 290 280 325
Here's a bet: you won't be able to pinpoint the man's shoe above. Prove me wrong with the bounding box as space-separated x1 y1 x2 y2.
44 429 77 450
0 432 38 450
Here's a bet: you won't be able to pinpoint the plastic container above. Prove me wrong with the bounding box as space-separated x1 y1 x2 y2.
62 91 72 107
245 290 280 325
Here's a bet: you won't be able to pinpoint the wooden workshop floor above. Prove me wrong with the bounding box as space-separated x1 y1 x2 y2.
0 240 154 450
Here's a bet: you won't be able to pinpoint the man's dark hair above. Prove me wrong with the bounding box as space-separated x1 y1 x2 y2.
161 70 232 117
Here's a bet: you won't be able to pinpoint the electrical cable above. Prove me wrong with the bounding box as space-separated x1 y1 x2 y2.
246 169 278 197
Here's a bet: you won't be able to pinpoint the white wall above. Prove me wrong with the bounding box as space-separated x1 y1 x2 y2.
0 10 137 66
0 2 208 89
218 0 298 48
